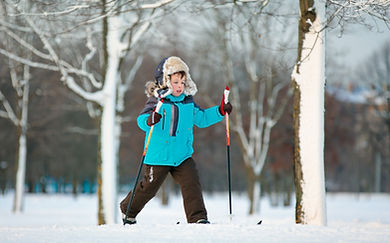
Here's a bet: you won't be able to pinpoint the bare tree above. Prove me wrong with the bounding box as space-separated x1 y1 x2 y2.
229 23 292 214
292 0 389 225
0 1 31 213
190 1 294 214
292 0 327 226
326 0 390 28
0 0 175 224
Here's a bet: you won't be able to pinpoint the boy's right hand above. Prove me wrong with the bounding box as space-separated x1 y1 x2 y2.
147 112 162 126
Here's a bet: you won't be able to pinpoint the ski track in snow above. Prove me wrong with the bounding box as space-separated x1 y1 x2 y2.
0 193 389 243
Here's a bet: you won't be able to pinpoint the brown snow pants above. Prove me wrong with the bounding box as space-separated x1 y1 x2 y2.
120 157 207 223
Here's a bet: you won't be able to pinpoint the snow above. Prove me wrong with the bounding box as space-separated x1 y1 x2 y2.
1 193 390 242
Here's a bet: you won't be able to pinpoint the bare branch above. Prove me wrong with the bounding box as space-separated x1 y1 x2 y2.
141 0 176 9
129 19 152 49
0 19 31 32
0 48 58 71
327 0 390 27
117 55 143 113
1 26 52 60
66 126 98 136
65 76 104 105
0 47 100 84
0 90 19 126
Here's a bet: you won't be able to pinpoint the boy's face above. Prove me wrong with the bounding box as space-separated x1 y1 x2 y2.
170 72 186 96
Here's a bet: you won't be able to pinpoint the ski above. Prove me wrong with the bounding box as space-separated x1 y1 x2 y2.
175 220 263 225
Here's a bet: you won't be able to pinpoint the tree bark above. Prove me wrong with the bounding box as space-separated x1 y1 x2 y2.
13 126 27 212
12 68 29 213
374 152 382 192
292 0 327 226
96 113 104 224
245 166 261 214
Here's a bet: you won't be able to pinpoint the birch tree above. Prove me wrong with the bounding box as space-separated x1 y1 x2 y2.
0 0 175 224
0 64 30 213
292 0 389 225
232 21 292 215
195 1 293 214
291 0 327 226
0 1 31 213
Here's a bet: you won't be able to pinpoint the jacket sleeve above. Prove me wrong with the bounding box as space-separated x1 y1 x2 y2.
137 97 158 132
193 103 224 128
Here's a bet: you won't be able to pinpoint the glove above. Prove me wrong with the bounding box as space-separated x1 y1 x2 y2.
147 111 162 126
219 94 233 116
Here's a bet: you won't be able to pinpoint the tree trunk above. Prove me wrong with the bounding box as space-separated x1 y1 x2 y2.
283 174 292 207
98 14 124 225
292 0 327 226
12 76 29 213
97 177 104 224
97 117 104 224
374 152 382 192
159 181 170 206
100 101 118 225
246 167 261 214
13 126 27 212
72 179 78 197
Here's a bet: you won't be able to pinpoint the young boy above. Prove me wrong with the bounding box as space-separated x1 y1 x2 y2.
120 56 232 224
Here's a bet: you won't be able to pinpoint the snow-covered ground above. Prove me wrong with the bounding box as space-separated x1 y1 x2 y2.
0 192 389 242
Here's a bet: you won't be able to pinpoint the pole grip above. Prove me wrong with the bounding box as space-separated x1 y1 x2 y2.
155 99 163 112
224 86 230 104
224 86 230 146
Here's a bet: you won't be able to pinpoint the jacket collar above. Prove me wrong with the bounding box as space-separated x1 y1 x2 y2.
165 94 185 102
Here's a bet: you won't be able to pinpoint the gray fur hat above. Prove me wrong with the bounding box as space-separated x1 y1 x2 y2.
145 56 198 97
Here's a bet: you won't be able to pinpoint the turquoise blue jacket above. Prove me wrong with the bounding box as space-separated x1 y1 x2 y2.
137 94 224 166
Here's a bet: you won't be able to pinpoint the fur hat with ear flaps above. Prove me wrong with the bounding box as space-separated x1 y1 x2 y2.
145 56 198 98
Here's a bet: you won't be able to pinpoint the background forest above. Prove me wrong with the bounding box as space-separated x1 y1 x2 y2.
0 0 389 214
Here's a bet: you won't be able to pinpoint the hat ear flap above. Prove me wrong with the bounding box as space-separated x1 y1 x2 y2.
183 75 197 96
145 81 158 97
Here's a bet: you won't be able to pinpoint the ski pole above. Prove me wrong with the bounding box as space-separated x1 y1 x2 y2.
123 98 163 225
224 85 232 218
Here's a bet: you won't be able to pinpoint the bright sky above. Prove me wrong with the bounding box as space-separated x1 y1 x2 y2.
328 21 390 69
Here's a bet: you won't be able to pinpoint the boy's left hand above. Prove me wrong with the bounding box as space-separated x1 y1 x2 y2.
219 95 233 116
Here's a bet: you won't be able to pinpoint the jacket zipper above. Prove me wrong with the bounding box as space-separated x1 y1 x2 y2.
162 109 166 130
169 104 179 137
